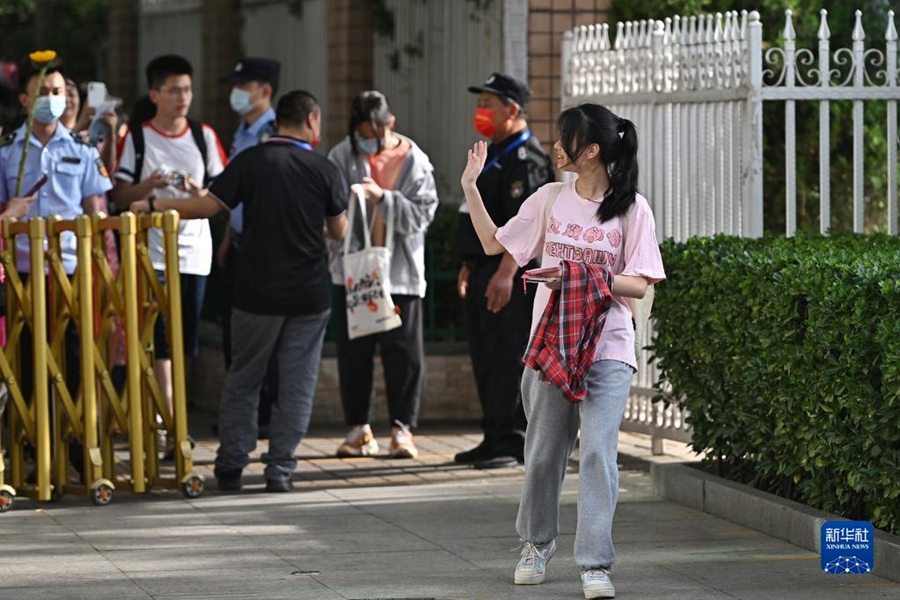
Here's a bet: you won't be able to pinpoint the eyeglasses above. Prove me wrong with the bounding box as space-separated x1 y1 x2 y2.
159 86 193 98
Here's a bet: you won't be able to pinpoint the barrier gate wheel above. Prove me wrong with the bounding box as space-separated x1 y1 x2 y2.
181 474 204 499
90 482 114 506
0 489 14 513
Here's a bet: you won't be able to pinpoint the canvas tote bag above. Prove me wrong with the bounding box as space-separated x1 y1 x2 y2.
342 190 403 339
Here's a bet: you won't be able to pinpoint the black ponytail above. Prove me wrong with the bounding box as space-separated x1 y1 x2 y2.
557 103 639 223
348 90 393 155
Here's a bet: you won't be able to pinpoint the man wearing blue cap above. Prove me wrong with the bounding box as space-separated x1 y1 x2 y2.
218 57 281 439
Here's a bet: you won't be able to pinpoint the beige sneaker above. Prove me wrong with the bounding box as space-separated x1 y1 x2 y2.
336 425 379 457
389 421 418 459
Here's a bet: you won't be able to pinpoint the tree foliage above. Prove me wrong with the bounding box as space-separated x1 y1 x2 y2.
0 0 110 86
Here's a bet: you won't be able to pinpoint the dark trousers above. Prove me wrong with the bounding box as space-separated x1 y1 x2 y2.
464 259 535 457
222 244 278 429
331 285 424 428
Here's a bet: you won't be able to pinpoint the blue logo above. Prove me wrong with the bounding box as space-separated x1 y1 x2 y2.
821 521 874 574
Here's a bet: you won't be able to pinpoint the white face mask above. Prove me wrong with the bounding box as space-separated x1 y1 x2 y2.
355 133 387 155
34 95 67 124
229 87 256 116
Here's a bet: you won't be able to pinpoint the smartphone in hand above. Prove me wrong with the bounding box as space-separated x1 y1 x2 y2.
523 266 561 284
24 174 49 197
86 82 108 109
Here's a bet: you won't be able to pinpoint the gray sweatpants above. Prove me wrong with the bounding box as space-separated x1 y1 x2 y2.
215 308 330 481
515 360 633 570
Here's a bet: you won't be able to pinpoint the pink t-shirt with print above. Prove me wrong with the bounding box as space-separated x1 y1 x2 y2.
495 180 666 370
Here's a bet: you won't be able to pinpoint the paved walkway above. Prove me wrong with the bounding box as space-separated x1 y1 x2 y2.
2 429 899 599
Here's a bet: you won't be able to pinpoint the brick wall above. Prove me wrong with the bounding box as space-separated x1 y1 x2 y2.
108 0 140 107
527 0 612 158
201 1 242 152
325 0 374 150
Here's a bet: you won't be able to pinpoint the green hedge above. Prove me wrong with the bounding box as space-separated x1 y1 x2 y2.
652 234 900 533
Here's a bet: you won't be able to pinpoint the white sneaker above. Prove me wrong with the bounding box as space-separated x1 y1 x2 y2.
389 421 419 458
514 539 556 585
582 569 615 599
336 425 379 457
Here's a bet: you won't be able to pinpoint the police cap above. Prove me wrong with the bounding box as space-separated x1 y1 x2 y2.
468 72 531 107
223 57 281 93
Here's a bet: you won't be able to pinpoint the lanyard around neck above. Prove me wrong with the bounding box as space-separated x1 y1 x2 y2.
266 137 313 151
481 129 531 175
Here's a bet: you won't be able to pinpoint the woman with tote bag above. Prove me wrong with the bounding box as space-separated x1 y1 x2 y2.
327 91 439 459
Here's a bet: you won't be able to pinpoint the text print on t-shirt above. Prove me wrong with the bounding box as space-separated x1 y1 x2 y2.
545 212 621 267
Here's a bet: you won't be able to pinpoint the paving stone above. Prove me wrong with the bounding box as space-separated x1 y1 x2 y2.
2 429 898 599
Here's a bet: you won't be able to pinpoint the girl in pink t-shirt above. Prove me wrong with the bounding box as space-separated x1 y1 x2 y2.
460 102 665 598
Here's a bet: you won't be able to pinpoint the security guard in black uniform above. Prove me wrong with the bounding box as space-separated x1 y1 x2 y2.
456 73 553 469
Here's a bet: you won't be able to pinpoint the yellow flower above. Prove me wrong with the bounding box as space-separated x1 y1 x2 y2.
28 50 57 65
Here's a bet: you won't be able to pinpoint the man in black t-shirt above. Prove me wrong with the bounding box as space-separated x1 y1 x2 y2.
132 90 348 493
456 73 554 470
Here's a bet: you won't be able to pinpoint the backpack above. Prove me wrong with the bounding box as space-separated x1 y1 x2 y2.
542 182 654 360
131 118 210 187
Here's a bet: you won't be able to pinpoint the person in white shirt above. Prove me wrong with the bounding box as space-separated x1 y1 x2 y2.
112 55 227 456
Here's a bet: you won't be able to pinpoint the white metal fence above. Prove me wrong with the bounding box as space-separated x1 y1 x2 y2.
562 8 900 451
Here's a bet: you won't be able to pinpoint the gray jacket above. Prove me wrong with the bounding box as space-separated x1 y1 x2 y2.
327 134 439 298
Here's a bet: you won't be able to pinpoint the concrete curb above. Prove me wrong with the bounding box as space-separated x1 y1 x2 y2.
650 462 900 583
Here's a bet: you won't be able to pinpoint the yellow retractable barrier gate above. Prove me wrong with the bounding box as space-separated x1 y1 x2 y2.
0 211 203 512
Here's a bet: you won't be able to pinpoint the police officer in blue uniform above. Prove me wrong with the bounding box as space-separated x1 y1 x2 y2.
217 57 281 438
0 59 112 481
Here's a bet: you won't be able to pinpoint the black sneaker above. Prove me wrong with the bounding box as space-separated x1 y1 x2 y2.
454 440 492 464
265 478 293 493
214 468 242 491
474 453 521 470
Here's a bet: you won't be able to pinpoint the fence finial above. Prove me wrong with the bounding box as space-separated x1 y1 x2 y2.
817 9 830 41
730 11 741 42
688 15 697 46
615 21 624 50
714 13 723 43
852 10 865 42
673 15 683 45
784 9 796 42
723 12 733 44
601 23 610 51
886 10 897 42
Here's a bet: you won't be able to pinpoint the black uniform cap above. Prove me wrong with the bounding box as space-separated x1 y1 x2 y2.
468 72 531 107
222 57 281 93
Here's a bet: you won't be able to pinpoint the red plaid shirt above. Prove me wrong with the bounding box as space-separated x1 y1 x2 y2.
523 260 614 403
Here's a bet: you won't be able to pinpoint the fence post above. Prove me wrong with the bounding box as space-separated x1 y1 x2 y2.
28 218 51 501
562 29 574 103
744 11 764 238
818 10 832 235
119 212 146 493
784 10 797 237
162 211 191 481
886 10 898 235
75 215 102 487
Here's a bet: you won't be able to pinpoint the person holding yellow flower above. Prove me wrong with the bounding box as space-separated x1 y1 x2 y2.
0 52 112 481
